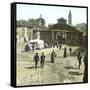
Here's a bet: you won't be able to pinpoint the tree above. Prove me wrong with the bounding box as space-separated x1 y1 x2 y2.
28 19 35 27
75 23 86 33
17 20 28 27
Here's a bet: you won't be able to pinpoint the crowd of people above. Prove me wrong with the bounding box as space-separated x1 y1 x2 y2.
32 45 87 82
33 50 56 69
33 46 85 68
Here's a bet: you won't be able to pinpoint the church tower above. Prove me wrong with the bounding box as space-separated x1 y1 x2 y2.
68 10 72 25
39 14 42 26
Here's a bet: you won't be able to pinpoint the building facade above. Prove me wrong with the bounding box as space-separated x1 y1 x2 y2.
17 24 83 46
16 12 83 46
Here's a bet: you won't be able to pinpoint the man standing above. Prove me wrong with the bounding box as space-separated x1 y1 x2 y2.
77 51 82 69
51 50 56 63
33 52 39 69
40 52 45 68
63 47 67 57
69 47 72 55
83 53 88 82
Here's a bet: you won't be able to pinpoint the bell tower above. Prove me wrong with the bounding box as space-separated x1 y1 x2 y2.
68 10 72 25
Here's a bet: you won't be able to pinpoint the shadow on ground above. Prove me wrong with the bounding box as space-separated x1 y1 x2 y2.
45 61 51 63
24 66 42 69
64 66 77 70
24 66 35 69
68 71 83 75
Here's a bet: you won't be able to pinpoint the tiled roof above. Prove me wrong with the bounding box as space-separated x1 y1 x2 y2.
49 23 82 33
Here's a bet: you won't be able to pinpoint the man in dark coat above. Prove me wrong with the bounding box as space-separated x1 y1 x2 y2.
33 52 39 69
40 52 45 68
83 53 88 82
51 50 56 63
63 47 67 57
77 51 82 69
69 47 72 55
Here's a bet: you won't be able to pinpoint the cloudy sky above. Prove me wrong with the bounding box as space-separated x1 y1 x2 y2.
17 4 87 26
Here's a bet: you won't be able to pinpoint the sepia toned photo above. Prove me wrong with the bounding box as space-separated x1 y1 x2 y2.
15 3 88 87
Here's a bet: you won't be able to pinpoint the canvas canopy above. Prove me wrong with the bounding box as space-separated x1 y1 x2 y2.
29 39 44 49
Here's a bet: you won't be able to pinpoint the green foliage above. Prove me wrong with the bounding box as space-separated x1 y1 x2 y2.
17 17 46 27
17 20 28 27
75 23 86 33
28 19 35 27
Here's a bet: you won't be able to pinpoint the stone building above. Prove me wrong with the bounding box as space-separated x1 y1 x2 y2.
17 19 83 46
16 12 83 46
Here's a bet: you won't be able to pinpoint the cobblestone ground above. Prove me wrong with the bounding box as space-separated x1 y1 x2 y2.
16 43 85 86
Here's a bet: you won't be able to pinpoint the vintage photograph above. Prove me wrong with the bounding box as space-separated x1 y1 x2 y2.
16 3 88 86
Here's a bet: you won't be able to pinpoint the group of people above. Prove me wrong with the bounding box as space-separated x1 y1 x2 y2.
33 52 45 69
63 47 72 57
33 46 85 70
33 47 88 82
33 46 73 69
33 50 56 69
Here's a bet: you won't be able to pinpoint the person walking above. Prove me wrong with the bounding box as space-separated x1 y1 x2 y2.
83 53 88 82
77 51 82 69
51 50 56 63
63 47 67 57
33 52 39 69
40 52 45 68
69 47 72 55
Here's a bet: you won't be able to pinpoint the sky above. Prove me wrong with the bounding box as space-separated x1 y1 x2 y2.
17 4 87 26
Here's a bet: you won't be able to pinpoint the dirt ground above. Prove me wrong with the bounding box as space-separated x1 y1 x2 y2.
16 42 85 86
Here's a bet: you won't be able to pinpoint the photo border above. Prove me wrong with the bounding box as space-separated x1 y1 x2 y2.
11 2 88 87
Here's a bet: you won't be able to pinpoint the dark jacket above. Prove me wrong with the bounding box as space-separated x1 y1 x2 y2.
41 55 45 61
34 55 39 62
